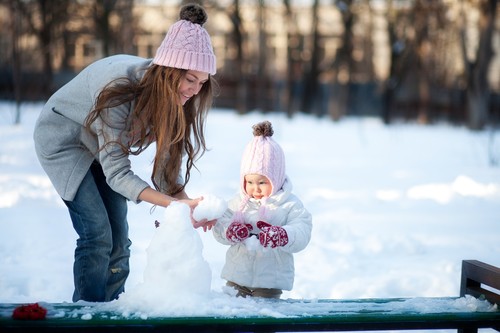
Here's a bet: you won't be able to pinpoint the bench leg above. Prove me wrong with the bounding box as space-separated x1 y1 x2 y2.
458 260 500 333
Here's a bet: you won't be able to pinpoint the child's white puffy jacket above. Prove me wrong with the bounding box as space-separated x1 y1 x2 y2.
213 177 312 291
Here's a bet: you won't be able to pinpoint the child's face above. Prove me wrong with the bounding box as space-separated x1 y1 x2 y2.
244 174 272 199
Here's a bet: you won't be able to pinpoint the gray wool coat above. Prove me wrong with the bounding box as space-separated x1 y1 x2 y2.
34 54 164 202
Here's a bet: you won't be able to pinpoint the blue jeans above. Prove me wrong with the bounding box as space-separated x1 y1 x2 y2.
64 162 131 302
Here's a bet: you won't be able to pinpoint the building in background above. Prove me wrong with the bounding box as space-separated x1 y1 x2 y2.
0 1 498 127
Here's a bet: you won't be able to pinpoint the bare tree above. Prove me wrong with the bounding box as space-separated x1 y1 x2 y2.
255 0 268 112
460 0 498 130
328 0 355 120
91 0 135 57
411 1 450 123
13 0 70 96
117 0 136 55
282 0 303 117
93 0 117 57
226 0 248 114
382 0 453 124
8 1 22 123
300 0 322 115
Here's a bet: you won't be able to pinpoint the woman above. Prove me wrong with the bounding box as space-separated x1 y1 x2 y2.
33 3 217 302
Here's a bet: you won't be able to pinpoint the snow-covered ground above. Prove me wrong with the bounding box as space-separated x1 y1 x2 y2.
0 101 499 322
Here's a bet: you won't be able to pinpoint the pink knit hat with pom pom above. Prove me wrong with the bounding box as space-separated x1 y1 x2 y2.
152 3 216 75
240 121 286 195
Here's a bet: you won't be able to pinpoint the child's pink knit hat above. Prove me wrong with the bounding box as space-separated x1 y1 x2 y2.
240 121 286 195
152 4 216 75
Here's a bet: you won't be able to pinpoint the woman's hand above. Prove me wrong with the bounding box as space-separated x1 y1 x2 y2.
140 189 216 231
178 197 202 210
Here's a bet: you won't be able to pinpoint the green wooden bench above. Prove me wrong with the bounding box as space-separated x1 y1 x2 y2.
1 259 498 333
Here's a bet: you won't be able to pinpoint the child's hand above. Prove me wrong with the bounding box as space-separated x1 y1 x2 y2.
257 221 288 248
226 222 253 243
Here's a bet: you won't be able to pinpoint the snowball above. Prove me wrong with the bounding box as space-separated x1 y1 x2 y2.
192 194 227 221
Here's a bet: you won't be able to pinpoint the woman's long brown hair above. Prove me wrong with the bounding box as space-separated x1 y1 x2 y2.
85 64 215 195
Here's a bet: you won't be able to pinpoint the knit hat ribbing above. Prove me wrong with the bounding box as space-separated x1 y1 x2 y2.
240 121 286 195
152 4 216 75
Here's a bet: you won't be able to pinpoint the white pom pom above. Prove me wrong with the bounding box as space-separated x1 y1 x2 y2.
192 194 227 221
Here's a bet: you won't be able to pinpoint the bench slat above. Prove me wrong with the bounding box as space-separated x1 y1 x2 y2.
1 297 498 332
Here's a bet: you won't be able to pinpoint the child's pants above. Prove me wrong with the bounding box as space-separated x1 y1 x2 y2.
227 281 282 299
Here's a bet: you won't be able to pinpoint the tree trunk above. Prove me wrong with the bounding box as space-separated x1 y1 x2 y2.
229 0 248 114
301 0 321 115
328 0 354 120
282 0 301 117
460 0 497 130
256 0 268 112
38 0 55 96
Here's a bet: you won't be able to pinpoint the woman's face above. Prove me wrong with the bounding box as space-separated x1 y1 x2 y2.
179 70 209 105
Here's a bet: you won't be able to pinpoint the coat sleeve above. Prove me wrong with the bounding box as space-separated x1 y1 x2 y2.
92 103 150 203
280 196 313 253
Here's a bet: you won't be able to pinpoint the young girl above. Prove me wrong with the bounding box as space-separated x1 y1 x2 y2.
213 121 312 298
33 4 217 302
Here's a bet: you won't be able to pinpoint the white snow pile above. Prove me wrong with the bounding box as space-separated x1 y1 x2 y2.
113 197 226 317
